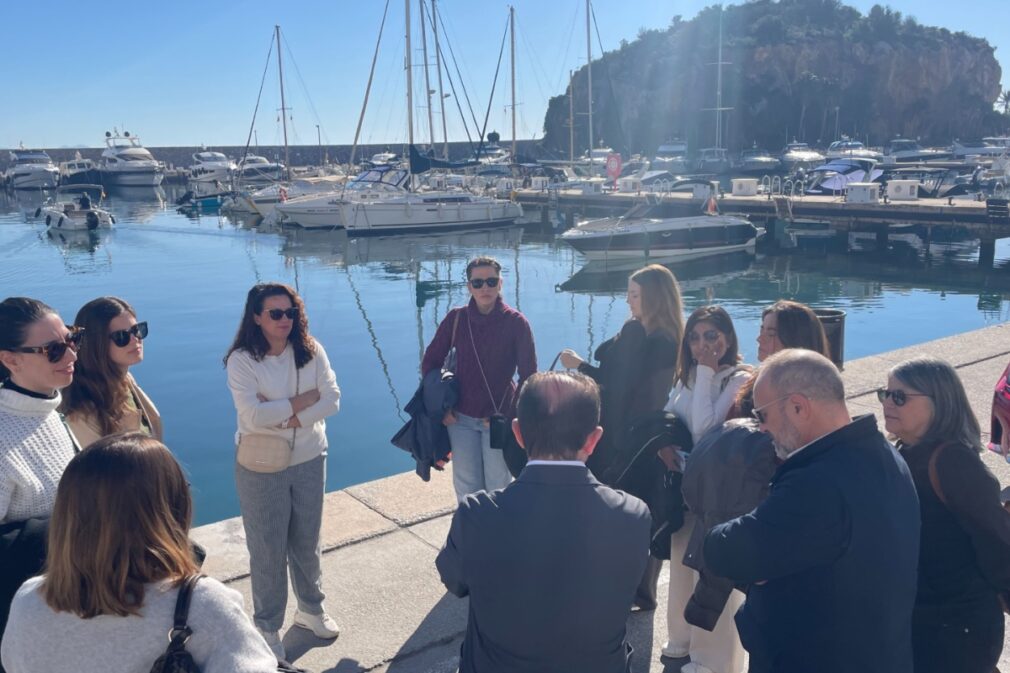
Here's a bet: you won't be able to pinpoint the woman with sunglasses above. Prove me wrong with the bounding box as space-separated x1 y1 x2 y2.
224 283 341 660
660 305 750 673
0 297 81 661
0 433 278 673
60 297 161 448
879 357 1010 673
421 256 537 502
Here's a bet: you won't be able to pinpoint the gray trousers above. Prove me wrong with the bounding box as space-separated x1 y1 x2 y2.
235 454 327 632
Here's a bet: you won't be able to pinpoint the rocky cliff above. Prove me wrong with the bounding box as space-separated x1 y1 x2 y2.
541 0 1006 156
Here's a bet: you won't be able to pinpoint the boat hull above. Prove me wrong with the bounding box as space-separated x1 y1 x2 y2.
561 215 757 261
10 169 59 190
341 201 523 235
101 169 164 187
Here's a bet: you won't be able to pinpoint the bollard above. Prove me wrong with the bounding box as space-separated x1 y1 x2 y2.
813 308 846 370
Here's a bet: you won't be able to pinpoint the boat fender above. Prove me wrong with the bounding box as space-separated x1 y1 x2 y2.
110 214 116 224
45 214 52 227
706 196 719 215
34 207 41 218
57 216 65 228
86 211 99 230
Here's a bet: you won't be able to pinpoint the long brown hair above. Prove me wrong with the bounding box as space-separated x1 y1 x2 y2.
762 300 829 357
61 297 135 436
223 283 316 368
675 305 740 388
630 264 685 343
42 433 199 617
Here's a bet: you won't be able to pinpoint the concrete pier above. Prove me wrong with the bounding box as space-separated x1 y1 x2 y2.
191 324 1010 672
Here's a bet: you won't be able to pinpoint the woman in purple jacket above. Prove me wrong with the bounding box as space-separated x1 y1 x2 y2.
421 256 537 502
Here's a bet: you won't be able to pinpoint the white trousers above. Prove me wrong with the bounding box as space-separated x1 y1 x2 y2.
664 514 746 673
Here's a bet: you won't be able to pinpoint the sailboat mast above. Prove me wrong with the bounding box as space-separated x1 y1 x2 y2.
419 0 436 147
432 0 449 159
275 25 291 181
405 0 414 149
569 70 575 163
510 5 516 160
585 0 593 170
715 5 723 150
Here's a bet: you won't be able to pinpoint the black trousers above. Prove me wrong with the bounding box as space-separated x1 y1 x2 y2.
912 597 1004 673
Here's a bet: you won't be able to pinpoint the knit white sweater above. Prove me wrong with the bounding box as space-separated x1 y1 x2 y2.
0 387 76 524
665 364 752 444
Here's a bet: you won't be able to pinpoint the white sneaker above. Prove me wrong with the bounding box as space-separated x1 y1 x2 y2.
257 628 286 661
661 643 689 659
681 662 715 673
293 609 340 639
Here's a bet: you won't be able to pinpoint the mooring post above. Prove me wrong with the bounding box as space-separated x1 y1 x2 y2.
979 237 997 269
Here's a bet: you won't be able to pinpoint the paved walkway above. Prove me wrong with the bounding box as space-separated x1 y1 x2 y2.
190 323 1010 672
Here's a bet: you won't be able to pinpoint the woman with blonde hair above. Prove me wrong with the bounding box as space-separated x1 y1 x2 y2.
0 433 277 673
61 297 161 447
560 263 685 608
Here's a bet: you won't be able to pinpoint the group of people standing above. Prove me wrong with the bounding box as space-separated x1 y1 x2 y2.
1 251 1010 673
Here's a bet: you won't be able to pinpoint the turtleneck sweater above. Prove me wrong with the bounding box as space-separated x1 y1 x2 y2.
0 387 76 524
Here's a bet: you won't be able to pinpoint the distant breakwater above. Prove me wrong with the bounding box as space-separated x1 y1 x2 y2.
1 140 542 171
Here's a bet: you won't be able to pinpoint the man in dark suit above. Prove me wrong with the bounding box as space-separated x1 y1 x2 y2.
703 349 920 673
436 371 652 673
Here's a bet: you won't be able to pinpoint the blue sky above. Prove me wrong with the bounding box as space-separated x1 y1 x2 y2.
2 0 1006 148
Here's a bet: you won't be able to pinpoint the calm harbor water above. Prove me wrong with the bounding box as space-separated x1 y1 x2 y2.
2 186 1009 524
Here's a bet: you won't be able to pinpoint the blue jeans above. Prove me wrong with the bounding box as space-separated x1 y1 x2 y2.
447 412 512 502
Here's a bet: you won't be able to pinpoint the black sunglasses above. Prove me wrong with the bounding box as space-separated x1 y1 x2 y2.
469 277 500 289
689 329 722 344
876 388 931 407
12 327 84 363
264 308 299 321
109 321 149 348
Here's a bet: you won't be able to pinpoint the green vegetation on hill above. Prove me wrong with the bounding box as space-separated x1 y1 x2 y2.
541 0 1008 156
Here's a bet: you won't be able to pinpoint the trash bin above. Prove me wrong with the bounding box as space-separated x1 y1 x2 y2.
813 308 846 370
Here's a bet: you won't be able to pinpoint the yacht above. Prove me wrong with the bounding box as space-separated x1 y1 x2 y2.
803 158 882 196
560 202 757 261
5 149 60 190
225 175 348 216
651 140 690 174
59 154 101 187
735 148 780 174
365 151 399 168
188 151 237 184
952 137 1010 158
234 155 286 184
779 142 825 171
99 131 164 186
694 148 731 174
277 166 523 234
476 131 511 165
882 138 950 163
825 140 882 162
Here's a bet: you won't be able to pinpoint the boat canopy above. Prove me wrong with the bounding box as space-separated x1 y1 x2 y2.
408 144 480 174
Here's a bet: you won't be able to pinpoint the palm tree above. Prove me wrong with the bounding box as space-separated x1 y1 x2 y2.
999 89 1010 116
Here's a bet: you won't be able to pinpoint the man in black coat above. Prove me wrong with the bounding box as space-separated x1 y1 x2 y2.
704 349 920 673
436 371 651 673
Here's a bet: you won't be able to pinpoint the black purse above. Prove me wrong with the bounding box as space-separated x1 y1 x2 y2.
149 575 309 673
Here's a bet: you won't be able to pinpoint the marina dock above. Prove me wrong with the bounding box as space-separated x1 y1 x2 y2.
191 324 1010 673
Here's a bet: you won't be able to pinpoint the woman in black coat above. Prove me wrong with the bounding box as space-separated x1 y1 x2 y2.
560 263 684 608
880 356 1010 673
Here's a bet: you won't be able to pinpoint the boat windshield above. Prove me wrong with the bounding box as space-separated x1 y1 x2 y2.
347 168 408 189
197 152 228 162
13 153 51 164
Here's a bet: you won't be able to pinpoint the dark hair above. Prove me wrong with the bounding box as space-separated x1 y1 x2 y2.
465 256 502 280
61 297 136 436
675 305 740 387
889 357 982 452
42 433 198 617
0 297 57 381
516 372 600 460
223 283 316 368
762 301 829 357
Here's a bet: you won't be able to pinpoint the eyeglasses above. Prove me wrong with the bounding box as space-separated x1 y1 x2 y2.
689 329 721 344
751 393 797 424
109 321 148 348
263 308 299 321
11 327 84 363
469 277 500 289
876 388 931 407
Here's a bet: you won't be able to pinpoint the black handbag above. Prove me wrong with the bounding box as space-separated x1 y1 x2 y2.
149 575 309 673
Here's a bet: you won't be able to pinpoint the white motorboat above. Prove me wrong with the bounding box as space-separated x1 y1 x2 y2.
803 158 883 195
952 137 1010 158
59 154 101 186
234 155 286 184
476 131 511 164
6 149 60 190
35 193 114 231
188 151 237 183
694 148 731 174
882 138 950 163
779 142 825 171
651 140 690 174
277 166 522 234
99 131 164 186
735 148 780 174
825 140 882 162
225 175 348 216
560 202 757 261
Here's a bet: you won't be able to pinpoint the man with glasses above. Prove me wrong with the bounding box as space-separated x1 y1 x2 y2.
703 349 920 673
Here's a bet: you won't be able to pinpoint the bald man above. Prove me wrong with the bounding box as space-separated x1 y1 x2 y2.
703 350 920 673
436 371 651 673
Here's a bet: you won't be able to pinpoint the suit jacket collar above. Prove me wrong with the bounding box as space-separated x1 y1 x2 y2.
774 414 882 480
517 462 598 486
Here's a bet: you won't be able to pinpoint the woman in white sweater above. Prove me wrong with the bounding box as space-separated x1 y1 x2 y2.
224 283 341 660
1 433 277 673
661 305 750 673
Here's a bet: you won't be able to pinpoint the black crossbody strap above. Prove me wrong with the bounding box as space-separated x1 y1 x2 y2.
170 575 203 644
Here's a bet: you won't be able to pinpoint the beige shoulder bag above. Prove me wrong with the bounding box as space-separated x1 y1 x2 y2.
236 366 300 473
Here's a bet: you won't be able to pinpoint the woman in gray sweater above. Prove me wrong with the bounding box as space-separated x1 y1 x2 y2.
0 433 278 673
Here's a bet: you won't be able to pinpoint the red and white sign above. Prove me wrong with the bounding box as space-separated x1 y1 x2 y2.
606 152 623 182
